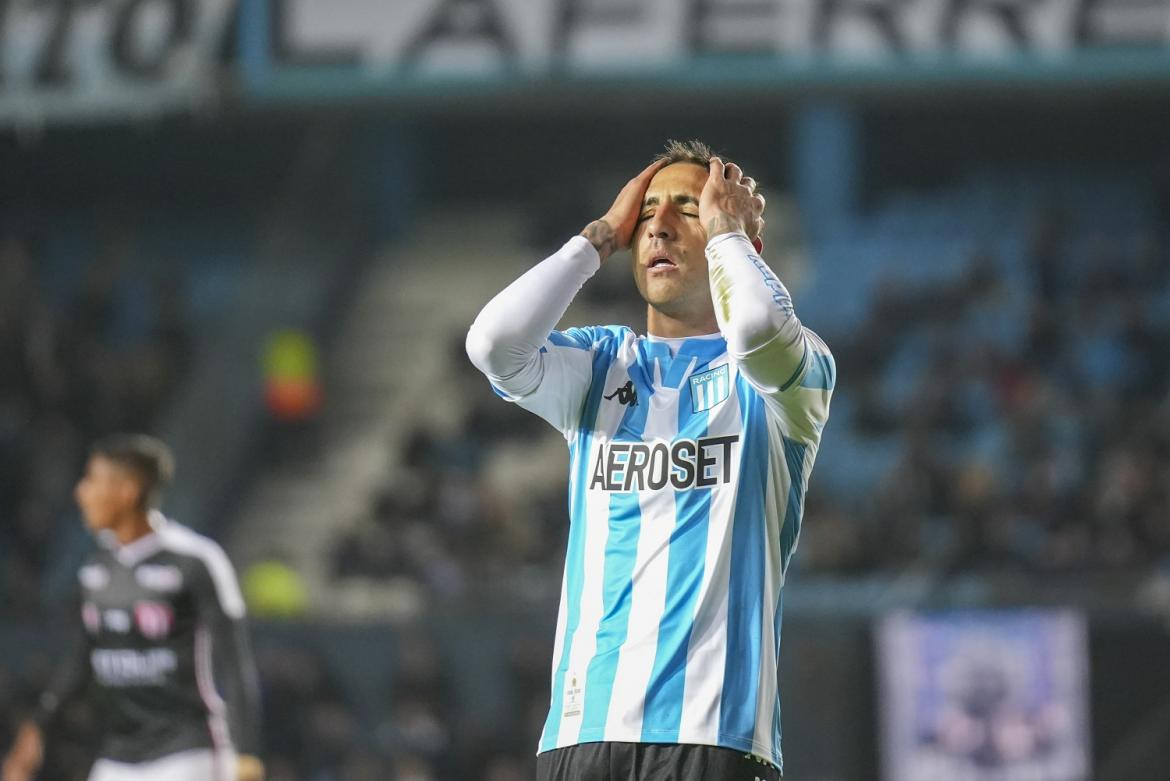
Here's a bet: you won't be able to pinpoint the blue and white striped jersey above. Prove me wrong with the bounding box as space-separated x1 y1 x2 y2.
495 316 834 769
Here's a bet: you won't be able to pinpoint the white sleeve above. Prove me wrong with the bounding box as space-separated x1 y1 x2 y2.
706 231 835 443
466 235 601 436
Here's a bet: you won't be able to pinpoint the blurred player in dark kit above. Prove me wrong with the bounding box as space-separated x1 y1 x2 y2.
2 435 264 781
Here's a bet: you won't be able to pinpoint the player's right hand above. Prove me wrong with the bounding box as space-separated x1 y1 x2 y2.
2 722 43 781
582 158 668 261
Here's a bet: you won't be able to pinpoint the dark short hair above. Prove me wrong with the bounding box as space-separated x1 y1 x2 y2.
653 139 758 194
90 434 175 509
654 138 716 168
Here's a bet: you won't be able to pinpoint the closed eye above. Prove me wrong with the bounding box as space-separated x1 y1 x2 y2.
637 211 698 223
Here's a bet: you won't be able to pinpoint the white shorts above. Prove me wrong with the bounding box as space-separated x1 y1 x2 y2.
88 749 237 781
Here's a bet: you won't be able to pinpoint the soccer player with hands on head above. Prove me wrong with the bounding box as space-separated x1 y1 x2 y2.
467 140 834 780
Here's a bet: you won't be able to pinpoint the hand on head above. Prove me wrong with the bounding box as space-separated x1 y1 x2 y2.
603 158 671 250
699 157 767 250
585 154 766 261
583 158 669 261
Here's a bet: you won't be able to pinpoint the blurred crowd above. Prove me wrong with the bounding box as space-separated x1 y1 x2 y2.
237 623 540 781
329 352 566 605
0 231 193 614
331 202 1170 606
805 212 1170 575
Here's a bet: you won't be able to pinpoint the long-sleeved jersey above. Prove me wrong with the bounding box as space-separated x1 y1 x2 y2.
33 512 261 764
466 231 834 771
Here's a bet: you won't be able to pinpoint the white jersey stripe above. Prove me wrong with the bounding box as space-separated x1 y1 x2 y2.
555 455 612 746
578 374 653 738
677 356 739 746
602 383 682 739
752 457 785 753
541 342 622 750
556 357 630 747
157 518 246 620
194 624 232 756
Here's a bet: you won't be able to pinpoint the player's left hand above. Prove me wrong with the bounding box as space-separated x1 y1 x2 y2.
699 157 766 244
236 754 264 781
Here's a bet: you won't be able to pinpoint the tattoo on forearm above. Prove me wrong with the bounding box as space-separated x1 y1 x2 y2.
581 220 618 261
706 213 742 239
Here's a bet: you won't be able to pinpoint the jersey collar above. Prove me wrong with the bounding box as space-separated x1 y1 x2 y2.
645 331 722 351
98 510 170 567
640 333 728 389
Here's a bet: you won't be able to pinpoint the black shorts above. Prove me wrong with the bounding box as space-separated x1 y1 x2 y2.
536 742 782 781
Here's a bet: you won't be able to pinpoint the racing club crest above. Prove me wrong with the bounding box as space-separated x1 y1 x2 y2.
689 364 730 413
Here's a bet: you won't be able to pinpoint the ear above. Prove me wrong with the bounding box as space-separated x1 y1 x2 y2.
751 237 764 254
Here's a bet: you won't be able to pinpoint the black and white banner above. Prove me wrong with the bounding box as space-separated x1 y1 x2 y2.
3 0 1169 122
270 0 1170 73
0 0 235 124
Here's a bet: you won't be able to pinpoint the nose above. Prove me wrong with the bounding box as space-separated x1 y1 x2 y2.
644 206 677 241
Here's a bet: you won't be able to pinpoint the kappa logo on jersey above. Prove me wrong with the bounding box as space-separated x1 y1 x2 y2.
134 601 175 640
136 564 184 593
689 364 730 413
590 435 739 492
604 380 638 407
79 564 110 591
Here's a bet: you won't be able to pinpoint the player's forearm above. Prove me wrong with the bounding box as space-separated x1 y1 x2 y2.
31 633 92 734
211 617 264 757
465 235 599 387
216 618 263 756
706 231 806 384
580 219 619 261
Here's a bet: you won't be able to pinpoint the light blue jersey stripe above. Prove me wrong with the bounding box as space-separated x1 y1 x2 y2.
719 378 768 741
773 590 784 765
800 350 836 390
780 438 808 571
547 331 588 350
579 390 650 737
640 359 713 740
541 342 619 751
762 442 808 763
771 440 808 762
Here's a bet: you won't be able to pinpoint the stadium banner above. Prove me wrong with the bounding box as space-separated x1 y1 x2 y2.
0 0 236 125
242 0 1170 99
877 609 1090 781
